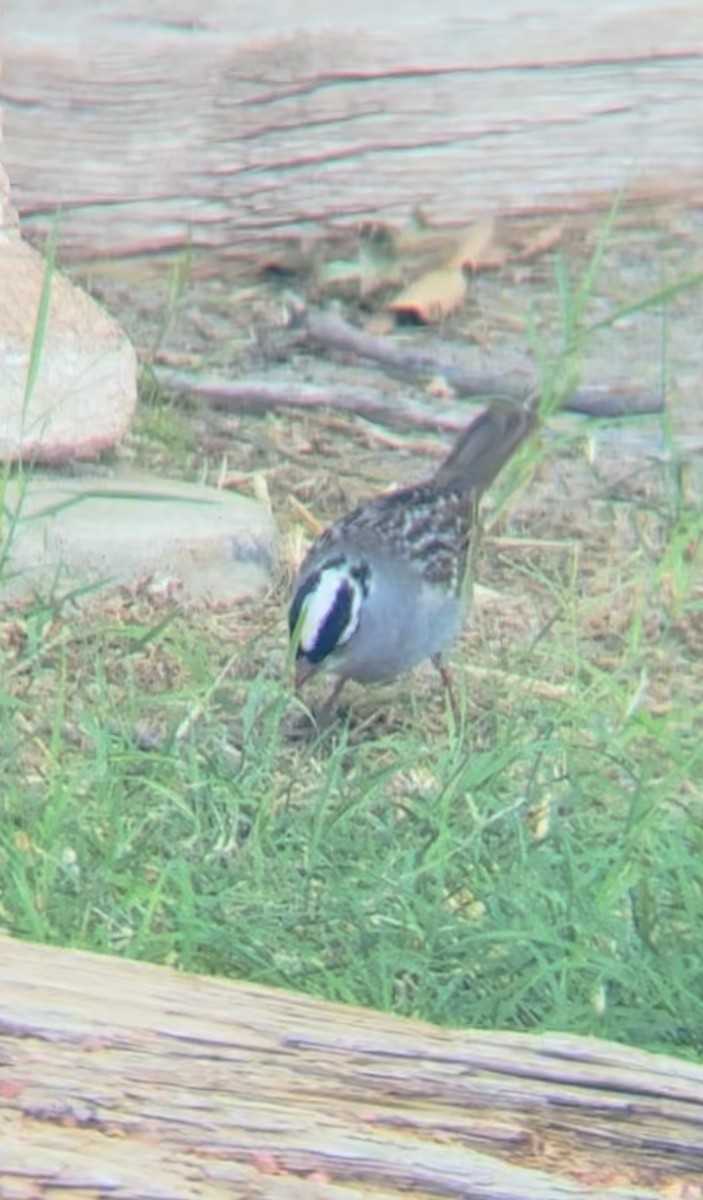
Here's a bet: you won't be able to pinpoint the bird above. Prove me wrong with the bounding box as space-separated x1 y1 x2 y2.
288 398 538 716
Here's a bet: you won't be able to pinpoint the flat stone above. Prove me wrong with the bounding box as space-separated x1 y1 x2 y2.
0 231 138 464
2 473 278 604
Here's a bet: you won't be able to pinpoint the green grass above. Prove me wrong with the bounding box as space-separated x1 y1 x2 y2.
0 517 702 1061
1 216 702 1063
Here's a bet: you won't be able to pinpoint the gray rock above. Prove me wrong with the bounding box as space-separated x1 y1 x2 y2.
2 474 278 603
0 232 138 464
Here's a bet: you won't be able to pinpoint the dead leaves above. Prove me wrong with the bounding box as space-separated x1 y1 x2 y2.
450 217 504 271
303 213 562 325
390 216 564 322
389 264 468 323
511 222 564 264
388 218 497 322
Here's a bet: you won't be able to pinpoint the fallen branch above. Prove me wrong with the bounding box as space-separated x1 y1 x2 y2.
154 369 473 434
296 309 664 418
155 300 662 436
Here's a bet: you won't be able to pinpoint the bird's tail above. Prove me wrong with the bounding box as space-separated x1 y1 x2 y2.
432 399 538 494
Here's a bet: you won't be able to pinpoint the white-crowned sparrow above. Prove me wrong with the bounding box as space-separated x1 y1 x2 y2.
289 399 538 712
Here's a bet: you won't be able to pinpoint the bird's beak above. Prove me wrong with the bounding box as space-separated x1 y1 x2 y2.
294 659 315 691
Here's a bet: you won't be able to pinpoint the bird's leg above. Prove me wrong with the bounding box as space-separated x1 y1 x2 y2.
433 655 459 722
317 675 347 724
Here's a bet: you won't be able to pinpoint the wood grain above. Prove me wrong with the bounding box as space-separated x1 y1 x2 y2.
3 1 703 261
0 936 702 1198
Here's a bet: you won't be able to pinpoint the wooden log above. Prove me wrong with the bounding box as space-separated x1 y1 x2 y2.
2 1 703 262
0 936 702 1198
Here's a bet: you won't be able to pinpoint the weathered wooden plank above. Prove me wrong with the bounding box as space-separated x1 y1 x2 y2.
2 1 703 261
0 936 701 1198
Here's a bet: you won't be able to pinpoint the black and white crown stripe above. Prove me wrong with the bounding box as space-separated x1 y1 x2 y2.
289 558 371 666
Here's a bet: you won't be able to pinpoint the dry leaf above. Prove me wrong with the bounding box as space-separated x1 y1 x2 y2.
425 376 456 400
389 265 467 323
394 208 454 261
252 470 272 513
512 222 564 262
289 495 325 536
256 243 315 278
153 349 203 369
219 472 252 492
250 1151 284 1176
449 218 504 271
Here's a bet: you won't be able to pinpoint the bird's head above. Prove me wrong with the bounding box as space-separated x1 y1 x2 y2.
289 557 370 687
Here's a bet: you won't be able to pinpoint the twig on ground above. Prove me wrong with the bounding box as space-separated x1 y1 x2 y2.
154 369 472 434
296 308 663 418
156 304 662 436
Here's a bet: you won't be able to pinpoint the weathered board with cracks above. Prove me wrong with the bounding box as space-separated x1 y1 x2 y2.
0 937 702 1198
2 0 703 262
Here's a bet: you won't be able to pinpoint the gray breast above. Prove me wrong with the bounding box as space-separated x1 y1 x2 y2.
331 554 470 684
